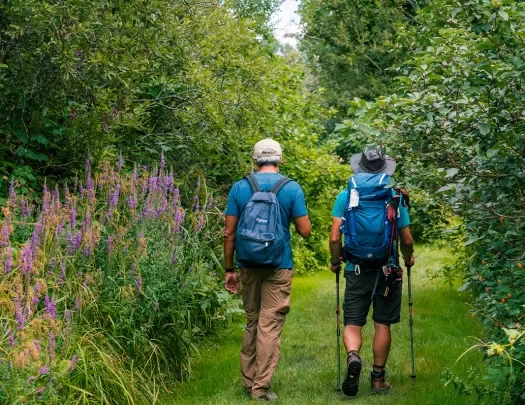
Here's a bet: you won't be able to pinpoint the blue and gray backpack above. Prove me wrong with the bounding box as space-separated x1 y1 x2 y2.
235 175 291 268
342 172 398 266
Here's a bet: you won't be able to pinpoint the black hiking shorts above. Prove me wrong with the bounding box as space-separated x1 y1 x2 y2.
343 268 402 327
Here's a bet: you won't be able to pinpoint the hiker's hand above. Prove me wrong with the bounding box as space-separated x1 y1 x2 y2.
330 261 342 273
404 255 415 267
225 272 240 294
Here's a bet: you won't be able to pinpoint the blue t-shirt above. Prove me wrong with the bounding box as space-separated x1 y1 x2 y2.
226 173 308 269
332 188 410 271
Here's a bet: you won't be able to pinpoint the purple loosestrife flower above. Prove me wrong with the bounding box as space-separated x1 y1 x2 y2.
149 176 159 194
110 184 120 207
171 253 178 264
83 212 91 233
172 188 180 206
48 333 56 360
70 207 77 229
14 296 24 329
153 301 159 312
58 264 66 286
130 262 137 277
8 179 16 205
52 186 59 205
117 154 123 172
106 235 114 254
28 376 36 383
44 296 57 319
7 329 15 348
20 246 33 275
85 154 91 173
207 196 214 210
75 296 81 310
132 166 138 185
68 355 78 373
136 275 142 291
56 221 64 237
32 295 39 307
20 199 30 220
160 152 166 169
38 366 49 375
126 192 137 209
34 283 41 293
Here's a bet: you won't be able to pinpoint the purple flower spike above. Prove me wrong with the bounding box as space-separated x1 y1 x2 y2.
117 154 123 172
48 333 56 360
153 301 159 312
136 275 142 291
38 366 49 375
14 296 24 329
44 296 57 319
106 235 114 254
7 329 15 348
70 207 77 229
8 179 16 205
28 376 36 383
68 355 78 373
110 184 120 207
160 152 166 169
20 246 33 275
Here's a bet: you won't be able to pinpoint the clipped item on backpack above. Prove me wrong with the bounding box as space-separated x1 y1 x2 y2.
341 172 396 266
235 175 291 268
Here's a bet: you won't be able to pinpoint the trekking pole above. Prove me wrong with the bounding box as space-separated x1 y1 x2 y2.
407 265 416 386
336 270 341 393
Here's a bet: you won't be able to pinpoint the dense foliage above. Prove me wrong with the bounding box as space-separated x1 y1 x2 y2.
0 157 240 403
299 0 425 120
335 0 525 402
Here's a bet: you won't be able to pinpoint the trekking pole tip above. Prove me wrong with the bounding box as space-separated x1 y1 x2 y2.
411 374 416 386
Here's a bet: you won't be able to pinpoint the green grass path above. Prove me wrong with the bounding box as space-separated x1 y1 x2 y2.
166 246 484 404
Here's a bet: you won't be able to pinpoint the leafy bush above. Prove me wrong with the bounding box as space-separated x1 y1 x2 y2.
0 156 237 403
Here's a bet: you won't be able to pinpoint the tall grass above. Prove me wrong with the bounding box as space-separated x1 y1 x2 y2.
0 156 237 403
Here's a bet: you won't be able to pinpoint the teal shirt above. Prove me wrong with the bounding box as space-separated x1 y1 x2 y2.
332 189 410 271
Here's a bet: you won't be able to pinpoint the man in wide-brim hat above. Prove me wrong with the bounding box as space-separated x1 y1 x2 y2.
329 146 415 397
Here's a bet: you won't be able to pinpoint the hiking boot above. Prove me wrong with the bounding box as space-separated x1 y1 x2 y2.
252 391 278 401
342 351 362 396
370 369 391 393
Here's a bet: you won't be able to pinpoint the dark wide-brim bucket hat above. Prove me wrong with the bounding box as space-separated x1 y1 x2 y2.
350 148 396 175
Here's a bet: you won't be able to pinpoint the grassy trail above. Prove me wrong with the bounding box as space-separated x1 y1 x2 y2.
166 246 484 404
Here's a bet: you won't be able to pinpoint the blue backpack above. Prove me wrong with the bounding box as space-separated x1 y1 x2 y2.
342 172 397 265
235 175 291 268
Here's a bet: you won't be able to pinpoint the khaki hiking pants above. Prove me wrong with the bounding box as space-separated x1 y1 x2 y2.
239 268 294 397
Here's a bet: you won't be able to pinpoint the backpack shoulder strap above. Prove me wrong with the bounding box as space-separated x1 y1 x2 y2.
244 174 261 193
270 176 292 195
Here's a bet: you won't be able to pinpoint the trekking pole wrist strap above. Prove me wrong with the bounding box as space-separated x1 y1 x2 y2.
225 267 236 273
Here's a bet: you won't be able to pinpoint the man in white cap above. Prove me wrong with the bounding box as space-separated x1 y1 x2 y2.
329 146 415 396
223 139 311 401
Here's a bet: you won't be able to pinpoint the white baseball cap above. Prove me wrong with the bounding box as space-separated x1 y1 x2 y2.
253 139 282 159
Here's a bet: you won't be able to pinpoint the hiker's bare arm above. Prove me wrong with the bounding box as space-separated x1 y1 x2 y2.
224 215 239 269
399 226 415 266
329 217 343 267
293 215 311 239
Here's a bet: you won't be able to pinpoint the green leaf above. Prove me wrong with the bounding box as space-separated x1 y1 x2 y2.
479 124 490 135
498 9 509 21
